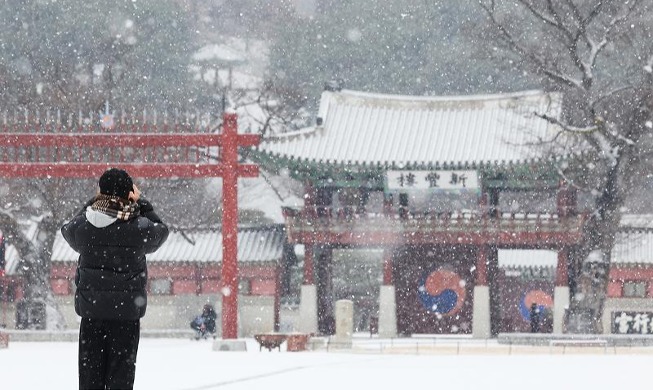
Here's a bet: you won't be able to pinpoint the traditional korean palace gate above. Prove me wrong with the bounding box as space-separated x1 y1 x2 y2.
0 109 259 339
249 88 589 337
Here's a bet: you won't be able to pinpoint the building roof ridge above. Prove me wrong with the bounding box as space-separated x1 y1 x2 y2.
336 88 555 103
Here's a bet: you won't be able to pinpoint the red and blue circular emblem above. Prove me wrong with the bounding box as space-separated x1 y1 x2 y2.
418 269 466 316
519 289 553 320
100 113 115 130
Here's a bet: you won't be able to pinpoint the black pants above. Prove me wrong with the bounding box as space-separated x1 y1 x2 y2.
79 318 140 390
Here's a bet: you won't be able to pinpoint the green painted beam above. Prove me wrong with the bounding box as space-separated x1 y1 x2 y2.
246 148 565 191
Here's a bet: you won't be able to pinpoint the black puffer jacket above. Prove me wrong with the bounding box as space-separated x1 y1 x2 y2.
61 198 169 321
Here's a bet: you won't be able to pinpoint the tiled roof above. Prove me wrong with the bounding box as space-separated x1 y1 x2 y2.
498 230 653 268
2 222 39 276
1 225 285 274
612 230 653 265
256 89 563 168
51 225 285 264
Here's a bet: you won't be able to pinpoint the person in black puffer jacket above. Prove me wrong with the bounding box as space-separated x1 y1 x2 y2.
62 168 169 390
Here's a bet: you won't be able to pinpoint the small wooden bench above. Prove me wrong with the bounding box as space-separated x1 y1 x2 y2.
254 334 287 351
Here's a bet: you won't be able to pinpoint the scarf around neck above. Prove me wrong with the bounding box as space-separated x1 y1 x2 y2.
90 194 140 221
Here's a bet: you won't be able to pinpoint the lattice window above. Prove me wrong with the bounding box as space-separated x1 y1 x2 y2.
150 278 172 295
623 281 647 298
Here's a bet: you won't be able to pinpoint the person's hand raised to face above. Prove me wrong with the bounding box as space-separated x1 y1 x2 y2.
129 184 141 203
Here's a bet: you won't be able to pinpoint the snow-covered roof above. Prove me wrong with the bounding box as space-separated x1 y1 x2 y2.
0 226 286 275
50 225 284 265
603 216 653 265
257 89 563 168
2 222 39 276
612 230 653 265
193 43 247 64
499 230 653 268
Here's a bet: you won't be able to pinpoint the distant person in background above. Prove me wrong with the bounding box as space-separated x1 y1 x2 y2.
62 168 169 390
530 303 541 333
190 303 218 340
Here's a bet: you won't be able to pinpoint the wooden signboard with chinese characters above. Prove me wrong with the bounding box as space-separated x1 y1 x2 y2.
385 170 479 192
612 311 653 334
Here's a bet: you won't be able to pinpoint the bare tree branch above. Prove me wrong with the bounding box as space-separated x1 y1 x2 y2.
584 0 642 80
584 0 611 26
554 163 588 192
590 85 638 111
479 0 585 90
518 0 567 35
544 0 574 42
535 112 597 134
562 0 583 27
479 0 652 335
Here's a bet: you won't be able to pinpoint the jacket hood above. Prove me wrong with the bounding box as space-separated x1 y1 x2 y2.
85 207 117 228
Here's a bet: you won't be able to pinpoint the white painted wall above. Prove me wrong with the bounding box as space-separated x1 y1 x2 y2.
51 294 277 337
602 298 653 335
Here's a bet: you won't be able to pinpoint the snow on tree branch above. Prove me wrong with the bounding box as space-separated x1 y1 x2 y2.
478 0 585 90
535 111 631 168
535 112 597 134
584 0 642 79
520 0 566 32
590 85 638 111
645 55 653 74
481 0 644 93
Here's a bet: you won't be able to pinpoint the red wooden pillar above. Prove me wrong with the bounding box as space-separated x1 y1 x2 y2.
221 113 239 340
303 245 315 285
556 247 569 287
476 245 489 286
382 249 393 285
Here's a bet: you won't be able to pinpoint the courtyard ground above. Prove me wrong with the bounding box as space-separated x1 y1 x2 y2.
0 336 651 389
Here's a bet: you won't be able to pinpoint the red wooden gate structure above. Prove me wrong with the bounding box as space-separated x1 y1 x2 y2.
0 109 259 339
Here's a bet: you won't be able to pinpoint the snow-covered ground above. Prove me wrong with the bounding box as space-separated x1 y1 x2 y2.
0 338 650 389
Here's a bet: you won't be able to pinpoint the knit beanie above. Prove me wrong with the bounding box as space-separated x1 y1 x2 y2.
99 168 133 199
